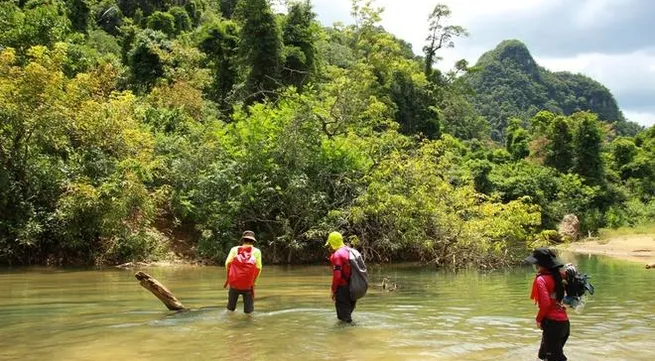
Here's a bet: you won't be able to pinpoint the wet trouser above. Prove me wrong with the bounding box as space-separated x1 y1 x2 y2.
335 285 356 323
227 287 254 313
538 319 570 361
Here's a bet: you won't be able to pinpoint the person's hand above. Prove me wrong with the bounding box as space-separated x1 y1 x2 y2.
536 322 542 329
331 292 336 302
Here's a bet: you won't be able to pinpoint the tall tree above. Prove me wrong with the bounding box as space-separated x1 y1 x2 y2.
423 4 468 79
572 112 604 185
184 0 203 27
146 11 176 37
169 7 192 35
545 116 573 173
235 0 283 104
128 29 170 93
281 0 317 91
505 118 529 161
95 0 124 35
389 71 441 139
199 20 240 114
611 137 637 168
220 0 239 19
66 0 91 33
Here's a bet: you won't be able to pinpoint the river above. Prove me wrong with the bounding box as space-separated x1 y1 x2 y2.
1 253 654 361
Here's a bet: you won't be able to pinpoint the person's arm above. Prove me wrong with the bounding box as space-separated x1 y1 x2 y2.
253 248 262 285
535 276 551 324
225 247 237 269
331 252 344 295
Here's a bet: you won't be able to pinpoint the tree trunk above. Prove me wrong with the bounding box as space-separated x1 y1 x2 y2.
135 271 186 311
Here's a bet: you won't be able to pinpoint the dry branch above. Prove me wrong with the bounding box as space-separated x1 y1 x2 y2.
135 271 186 311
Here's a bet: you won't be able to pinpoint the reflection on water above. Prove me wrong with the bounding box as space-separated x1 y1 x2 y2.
1 253 654 361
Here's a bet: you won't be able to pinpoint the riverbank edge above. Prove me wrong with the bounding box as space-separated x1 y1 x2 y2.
557 234 655 267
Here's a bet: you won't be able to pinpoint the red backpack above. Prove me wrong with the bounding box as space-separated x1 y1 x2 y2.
227 246 259 290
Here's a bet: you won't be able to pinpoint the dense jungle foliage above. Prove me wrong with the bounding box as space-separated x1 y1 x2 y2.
1 0 653 268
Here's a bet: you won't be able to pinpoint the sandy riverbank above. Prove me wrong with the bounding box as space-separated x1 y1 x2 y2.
560 234 655 266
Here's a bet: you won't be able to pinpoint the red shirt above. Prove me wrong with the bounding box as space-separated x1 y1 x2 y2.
532 272 569 323
329 246 351 293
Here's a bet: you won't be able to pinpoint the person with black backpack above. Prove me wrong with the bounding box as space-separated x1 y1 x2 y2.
325 231 368 323
525 248 570 361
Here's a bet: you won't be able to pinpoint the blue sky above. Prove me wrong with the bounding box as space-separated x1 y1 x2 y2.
301 0 655 126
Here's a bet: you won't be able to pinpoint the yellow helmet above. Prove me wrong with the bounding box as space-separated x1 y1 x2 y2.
325 231 345 249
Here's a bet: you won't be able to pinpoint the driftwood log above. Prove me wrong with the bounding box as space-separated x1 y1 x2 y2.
135 271 187 311
646 263 655 269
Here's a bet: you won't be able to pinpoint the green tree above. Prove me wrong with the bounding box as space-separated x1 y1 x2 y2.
95 0 123 35
505 118 529 160
508 128 530 161
146 11 176 37
234 0 283 104
0 2 71 50
281 0 317 91
117 0 167 18
572 112 604 185
440 71 490 140
489 161 596 229
119 23 138 64
184 0 203 27
128 29 170 92
611 137 637 167
544 115 573 172
423 4 467 78
169 6 192 35
66 0 91 33
530 110 555 135
468 158 493 194
0 3 24 48
389 71 440 139
0 46 165 265
199 20 240 114
220 0 239 19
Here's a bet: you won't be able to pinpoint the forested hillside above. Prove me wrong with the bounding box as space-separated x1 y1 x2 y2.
1 0 653 268
464 39 642 140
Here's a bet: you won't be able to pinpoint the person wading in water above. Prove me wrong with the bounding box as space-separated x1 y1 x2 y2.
224 231 262 314
525 248 570 361
326 231 357 323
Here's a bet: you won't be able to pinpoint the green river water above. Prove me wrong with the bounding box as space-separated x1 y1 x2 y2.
1 253 654 361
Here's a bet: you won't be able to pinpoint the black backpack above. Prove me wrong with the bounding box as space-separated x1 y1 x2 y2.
564 264 595 298
348 247 369 301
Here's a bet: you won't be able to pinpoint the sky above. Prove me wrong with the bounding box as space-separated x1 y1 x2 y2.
302 0 655 127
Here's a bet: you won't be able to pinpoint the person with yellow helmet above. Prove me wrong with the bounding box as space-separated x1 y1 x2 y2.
325 231 357 323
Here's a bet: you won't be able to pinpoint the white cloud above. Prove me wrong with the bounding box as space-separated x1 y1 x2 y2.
624 111 655 127
310 0 558 57
574 0 639 28
536 50 655 94
304 0 655 127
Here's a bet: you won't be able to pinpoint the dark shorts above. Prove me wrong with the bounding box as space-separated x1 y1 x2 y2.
539 319 570 361
335 285 356 323
227 287 254 313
